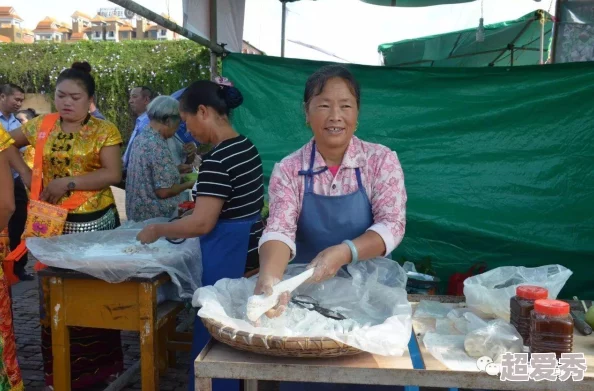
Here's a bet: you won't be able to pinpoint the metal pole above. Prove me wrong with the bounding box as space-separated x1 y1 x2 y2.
540 18 545 64
210 0 218 79
107 0 224 54
281 1 287 57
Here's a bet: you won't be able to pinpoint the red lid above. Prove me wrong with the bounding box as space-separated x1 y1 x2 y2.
516 285 548 300
534 299 570 316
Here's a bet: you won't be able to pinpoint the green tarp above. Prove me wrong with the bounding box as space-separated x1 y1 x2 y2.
379 11 554 67
222 53 594 298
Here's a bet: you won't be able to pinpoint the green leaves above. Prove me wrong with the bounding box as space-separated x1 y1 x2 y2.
1 40 210 142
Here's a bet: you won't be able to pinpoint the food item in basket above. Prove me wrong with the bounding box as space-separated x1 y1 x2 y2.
530 299 573 358
510 285 548 345
246 269 314 322
259 303 361 335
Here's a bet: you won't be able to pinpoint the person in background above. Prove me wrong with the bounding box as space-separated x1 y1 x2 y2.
135 78 265 391
0 84 32 281
10 61 124 390
122 86 153 178
126 96 195 222
16 108 38 124
90 94 106 120
0 126 23 391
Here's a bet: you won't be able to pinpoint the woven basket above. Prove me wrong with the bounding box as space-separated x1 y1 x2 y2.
202 317 363 358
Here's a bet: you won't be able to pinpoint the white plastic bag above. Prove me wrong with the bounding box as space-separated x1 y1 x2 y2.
464 319 523 362
193 258 412 356
26 218 202 299
463 265 572 320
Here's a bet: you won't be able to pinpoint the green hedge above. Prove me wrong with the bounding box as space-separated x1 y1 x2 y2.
0 40 210 141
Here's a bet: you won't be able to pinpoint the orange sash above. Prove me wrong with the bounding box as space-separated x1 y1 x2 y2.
2 114 92 285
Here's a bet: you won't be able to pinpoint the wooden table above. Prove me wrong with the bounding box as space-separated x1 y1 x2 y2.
194 295 594 391
38 267 188 391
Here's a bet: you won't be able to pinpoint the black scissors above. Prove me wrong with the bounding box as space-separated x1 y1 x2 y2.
291 295 346 320
165 216 186 244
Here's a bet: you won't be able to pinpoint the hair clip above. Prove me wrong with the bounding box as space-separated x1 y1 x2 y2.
214 76 234 87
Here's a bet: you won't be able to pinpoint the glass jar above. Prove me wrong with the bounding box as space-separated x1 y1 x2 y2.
510 285 548 345
530 299 573 358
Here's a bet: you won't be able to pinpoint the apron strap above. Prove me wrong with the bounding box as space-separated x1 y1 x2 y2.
298 141 327 193
355 167 364 190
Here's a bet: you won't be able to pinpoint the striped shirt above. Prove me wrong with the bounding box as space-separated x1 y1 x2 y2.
193 135 264 270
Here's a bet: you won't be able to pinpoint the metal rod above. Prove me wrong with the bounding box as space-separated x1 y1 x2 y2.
107 0 224 54
540 18 545 64
281 1 287 57
550 1 563 64
210 0 218 79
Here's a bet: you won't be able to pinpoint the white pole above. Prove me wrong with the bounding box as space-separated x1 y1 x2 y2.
540 18 545 64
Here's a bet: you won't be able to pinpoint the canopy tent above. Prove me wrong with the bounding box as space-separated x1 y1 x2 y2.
360 0 476 6
379 10 554 67
222 53 594 299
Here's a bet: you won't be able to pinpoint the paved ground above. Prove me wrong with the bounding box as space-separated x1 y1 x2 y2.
11 187 193 390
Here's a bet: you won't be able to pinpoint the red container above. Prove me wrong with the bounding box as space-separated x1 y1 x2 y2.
530 299 573 358
510 285 548 345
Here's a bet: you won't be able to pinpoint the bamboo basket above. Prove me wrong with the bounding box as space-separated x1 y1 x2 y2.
202 317 363 358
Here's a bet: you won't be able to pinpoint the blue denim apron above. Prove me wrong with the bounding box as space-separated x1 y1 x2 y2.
281 143 398 391
188 214 260 391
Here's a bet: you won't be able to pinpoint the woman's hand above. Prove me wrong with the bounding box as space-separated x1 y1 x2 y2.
183 142 197 159
307 244 352 283
137 224 161 244
178 164 193 174
40 178 69 204
253 274 290 319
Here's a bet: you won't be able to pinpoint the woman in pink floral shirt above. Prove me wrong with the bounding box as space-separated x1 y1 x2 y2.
255 65 407 315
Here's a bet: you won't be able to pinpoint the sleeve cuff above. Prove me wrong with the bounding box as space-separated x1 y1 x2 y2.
259 232 297 261
367 223 398 257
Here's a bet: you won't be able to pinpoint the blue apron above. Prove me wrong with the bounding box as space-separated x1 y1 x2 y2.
188 214 260 391
282 143 396 391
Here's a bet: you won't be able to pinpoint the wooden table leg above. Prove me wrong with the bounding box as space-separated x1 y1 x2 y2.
49 277 71 391
195 377 213 391
139 282 158 391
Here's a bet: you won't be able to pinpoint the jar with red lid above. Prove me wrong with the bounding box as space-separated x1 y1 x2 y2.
510 285 548 345
530 299 573 358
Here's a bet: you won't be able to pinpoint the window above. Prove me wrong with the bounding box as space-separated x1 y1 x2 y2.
132 31 137 38
121 32 128 39
151 30 157 38
95 31 100 38
108 31 114 38
160 29 166 36
16 33 21 39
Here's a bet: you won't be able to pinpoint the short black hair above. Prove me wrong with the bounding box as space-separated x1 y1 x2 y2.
303 65 361 110
56 61 96 97
179 80 243 117
0 83 25 96
17 108 38 120
135 86 154 100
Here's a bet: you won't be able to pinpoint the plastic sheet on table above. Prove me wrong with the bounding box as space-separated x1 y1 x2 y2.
193 258 412 356
26 218 202 300
463 264 572 320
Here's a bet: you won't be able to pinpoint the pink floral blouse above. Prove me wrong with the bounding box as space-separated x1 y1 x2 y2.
259 136 407 258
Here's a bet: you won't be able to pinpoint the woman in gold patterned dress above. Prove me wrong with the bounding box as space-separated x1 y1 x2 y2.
9 62 124 389
0 126 23 391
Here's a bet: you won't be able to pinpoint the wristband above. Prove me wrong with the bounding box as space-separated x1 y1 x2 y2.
342 240 359 265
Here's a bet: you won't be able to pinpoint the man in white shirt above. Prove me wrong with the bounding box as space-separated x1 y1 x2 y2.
119 86 154 188
0 83 32 281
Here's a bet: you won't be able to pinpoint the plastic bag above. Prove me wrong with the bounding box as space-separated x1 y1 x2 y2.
193 258 412 356
464 319 523 362
26 218 202 300
463 265 572 320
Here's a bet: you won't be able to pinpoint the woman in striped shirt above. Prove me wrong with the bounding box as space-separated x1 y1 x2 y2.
136 77 264 391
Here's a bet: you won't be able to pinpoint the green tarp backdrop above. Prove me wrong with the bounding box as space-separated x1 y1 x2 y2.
223 53 594 298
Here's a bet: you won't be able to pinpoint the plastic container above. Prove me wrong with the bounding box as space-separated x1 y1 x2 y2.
510 285 548 345
530 299 573 358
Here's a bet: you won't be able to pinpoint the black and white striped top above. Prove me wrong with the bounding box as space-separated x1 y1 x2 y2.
193 136 264 269
194 135 264 220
